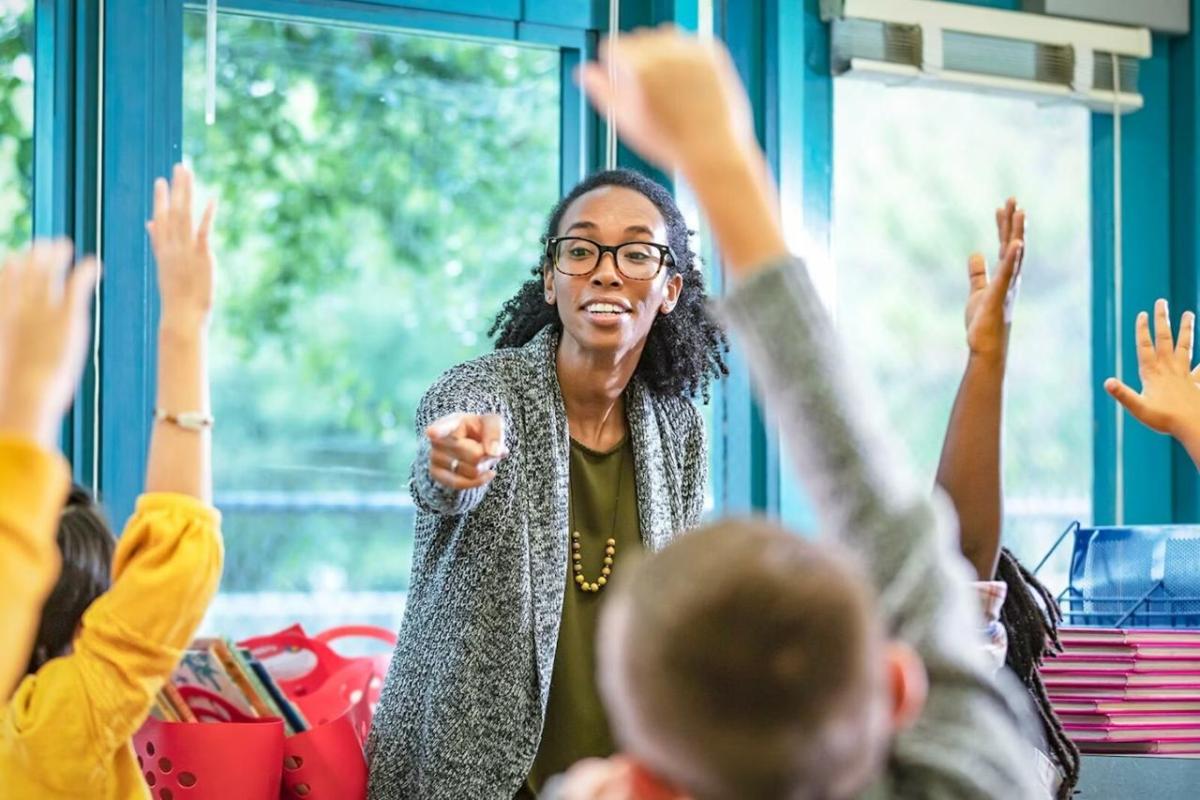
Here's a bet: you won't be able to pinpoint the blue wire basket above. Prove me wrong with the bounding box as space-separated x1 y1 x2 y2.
1036 522 1200 628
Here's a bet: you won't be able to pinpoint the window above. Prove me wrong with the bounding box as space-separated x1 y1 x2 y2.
833 79 1092 592
183 12 561 638
0 0 34 249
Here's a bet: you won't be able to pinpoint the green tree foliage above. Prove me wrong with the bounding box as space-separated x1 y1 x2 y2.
0 3 34 251
182 13 560 608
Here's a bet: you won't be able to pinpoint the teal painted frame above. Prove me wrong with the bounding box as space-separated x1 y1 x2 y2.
714 0 774 516
34 0 101 487
706 0 831 524
1093 39 1175 525
774 0 830 532
1170 2 1200 522
96 0 1200 529
97 0 646 524
100 0 182 526
910 1 1192 528
793 0 1187 529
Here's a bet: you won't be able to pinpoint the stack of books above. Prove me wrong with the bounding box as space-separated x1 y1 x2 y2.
152 636 310 735
1042 628 1200 755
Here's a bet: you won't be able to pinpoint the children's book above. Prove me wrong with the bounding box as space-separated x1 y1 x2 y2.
1060 628 1200 645
1043 655 1200 673
161 681 198 723
1077 739 1200 755
241 648 309 734
1056 642 1200 658
149 690 178 722
172 642 258 717
210 638 283 718
1042 671 1200 688
1047 685 1200 699
1060 712 1200 726
1065 724 1200 743
1051 697 1200 714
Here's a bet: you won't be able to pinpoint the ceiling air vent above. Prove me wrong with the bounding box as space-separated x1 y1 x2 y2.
823 0 1152 113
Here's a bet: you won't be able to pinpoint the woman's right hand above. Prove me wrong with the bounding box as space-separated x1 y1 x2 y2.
426 412 509 490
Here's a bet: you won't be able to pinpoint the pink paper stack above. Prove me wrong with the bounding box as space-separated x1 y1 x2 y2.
1043 628 1200 755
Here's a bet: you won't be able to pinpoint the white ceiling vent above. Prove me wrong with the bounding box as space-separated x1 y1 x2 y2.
822 0 1152 113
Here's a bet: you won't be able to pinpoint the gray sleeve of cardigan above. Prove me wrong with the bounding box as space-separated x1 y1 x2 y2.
408 359 512 517
719 257 1044 800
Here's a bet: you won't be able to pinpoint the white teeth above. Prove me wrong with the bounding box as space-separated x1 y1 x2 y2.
586 302 626 314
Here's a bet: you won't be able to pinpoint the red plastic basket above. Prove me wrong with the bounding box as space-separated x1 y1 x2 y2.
280 671 373 800
313 625 395 706
240 624 396 711
136 678 373 800
290 659 375 727
134 687 284 800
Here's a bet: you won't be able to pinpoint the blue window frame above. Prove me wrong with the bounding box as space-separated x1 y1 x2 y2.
767 0 1194 536
98 0 614 526
83 0 1200 535
29 1 101 484
1092 38 1174 526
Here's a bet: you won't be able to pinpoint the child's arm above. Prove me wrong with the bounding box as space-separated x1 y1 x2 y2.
0 242 97 698
1105 300 1200 468
582 30 1040 799
2 166 223 778
145 164 215 502
934 204 1024 580
710 165 1042 800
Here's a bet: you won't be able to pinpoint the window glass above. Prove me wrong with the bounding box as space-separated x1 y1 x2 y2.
833 79 1092 592
184 12 561 638
0 1 34 249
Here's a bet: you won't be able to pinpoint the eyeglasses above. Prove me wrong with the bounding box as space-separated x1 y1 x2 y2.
546 236 675 281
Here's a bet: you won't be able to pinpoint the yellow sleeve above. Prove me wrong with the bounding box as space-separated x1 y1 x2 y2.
2 493 223 782
0 436 69 700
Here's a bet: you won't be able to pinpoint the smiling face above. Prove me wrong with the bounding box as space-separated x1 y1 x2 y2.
544 185 683 361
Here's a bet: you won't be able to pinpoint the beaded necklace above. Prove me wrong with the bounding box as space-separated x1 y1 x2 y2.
568 441 627 593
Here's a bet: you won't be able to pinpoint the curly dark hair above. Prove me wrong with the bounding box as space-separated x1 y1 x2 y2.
488 168 728 401
995 547 1079 799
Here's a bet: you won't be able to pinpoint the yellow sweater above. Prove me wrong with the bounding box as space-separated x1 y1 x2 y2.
0 493 223 799
0 436 69 700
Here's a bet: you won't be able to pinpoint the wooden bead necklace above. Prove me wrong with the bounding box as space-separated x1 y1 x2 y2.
569 443 626 593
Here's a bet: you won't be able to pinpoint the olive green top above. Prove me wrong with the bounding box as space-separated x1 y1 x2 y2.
521 435 642 797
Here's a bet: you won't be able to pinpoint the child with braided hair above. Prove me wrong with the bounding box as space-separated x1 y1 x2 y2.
931 196 1079 798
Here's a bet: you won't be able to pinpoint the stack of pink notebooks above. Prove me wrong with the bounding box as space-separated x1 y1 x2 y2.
1043 628 1200 755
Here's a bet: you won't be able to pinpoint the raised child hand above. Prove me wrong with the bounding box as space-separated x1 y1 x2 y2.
1105 300 1200 454
577 26 756 177
964 198 1025 361
146 163 216 330
0 240 99 447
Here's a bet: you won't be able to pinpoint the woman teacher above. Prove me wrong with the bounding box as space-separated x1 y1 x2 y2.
368 168 727 799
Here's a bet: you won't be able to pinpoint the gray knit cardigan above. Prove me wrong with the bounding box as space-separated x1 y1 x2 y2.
366 325 708 799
